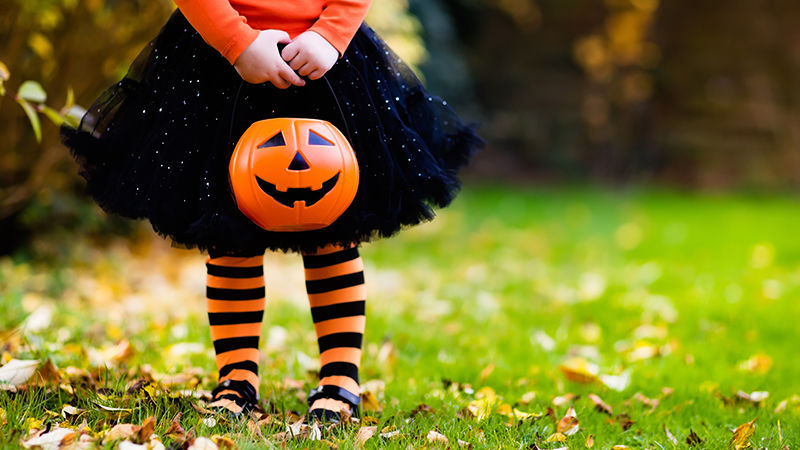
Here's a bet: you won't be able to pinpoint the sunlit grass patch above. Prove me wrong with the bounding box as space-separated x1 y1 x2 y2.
2 185 800 448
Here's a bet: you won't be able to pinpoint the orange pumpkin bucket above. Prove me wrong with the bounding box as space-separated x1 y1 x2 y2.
229 118 359 232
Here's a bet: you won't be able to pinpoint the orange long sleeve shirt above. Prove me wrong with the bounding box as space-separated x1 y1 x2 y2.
174 0 373 65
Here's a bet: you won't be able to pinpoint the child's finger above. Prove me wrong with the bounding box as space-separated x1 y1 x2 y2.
281 44 300 63
271 75 290 89
278 65 306 87
307 68 326 80
266 29 292 45
297 63 314 77
289 56 308 71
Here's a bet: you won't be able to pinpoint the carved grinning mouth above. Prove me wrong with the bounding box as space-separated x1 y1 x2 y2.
255 172 340 207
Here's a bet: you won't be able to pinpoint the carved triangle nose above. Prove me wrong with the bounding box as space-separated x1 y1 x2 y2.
288 152 310 170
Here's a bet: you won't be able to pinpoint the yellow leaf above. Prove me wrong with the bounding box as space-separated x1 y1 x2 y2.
730 418 757 449
360 390 382 412
28 33 54 59
495 403 513 417
0 60 9 81
558 357 598 384
26 417 45 432
737 354 773 374
586 434 595 448
545 432 567 443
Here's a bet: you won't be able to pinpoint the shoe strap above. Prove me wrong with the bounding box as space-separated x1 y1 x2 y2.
307 385 361 409
211 379 259 405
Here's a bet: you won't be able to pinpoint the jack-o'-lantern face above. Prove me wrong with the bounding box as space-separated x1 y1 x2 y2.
229 118 359 232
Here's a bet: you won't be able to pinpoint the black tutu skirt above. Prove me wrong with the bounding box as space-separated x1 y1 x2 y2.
61 10 481 254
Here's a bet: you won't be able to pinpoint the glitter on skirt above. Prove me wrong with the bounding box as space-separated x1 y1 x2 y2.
61 10 482 254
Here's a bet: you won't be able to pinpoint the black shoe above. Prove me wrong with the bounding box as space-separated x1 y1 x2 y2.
307 385 361 423
208 379 258 416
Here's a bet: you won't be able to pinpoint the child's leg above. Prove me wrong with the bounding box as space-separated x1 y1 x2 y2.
206 252 266 412
301 244 366 417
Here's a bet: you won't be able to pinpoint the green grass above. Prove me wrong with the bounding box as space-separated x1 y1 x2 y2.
2 185 800 448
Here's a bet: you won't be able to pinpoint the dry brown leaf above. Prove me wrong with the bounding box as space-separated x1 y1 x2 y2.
0 359 40 386
664 425 678 445
686 429 703 446
558 357 598 384
634 393 659 410
588 393 613 415
104 424 141 443
730 418 757 449
427 430 449 445
30 360 60 386
360 390 382 412
411 403 434 416
556 407 579 435
585 434 595 448
211 435 237 449
165 413 186 440
457 439 472 448
355 426 377 446
137 416 155 443
615 413 634 431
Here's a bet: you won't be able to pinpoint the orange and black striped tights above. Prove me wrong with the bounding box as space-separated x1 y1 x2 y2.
205 244 365 415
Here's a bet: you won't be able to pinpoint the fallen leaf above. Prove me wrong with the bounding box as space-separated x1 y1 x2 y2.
0 359 40 386
361 390 382 412
589 393 613 415
585 434 595 448
599 371 631 391
736 390 769 404
30 360 61 386
615 413 634 431
61 404 82 419
0 407 5 425
188 437 218 450
165 413 186 440
94 401 133 413
545 433 567 443
737 354 773 374
88 340 134 366
664 425 678 445
479 363 495 380
137 416 155 443
410 403 434 416
558 357 598 384
427 430 448 444
211 435 237 449
612 446 631 449
457 439 472 448
686 429 703 446
557 407 579 435
104 424 140 443
552 393 577 406
730 418 757 449
634 393 659 410
21 426 74 450
202 417 217 427
355 426 376 446
520 391 536 404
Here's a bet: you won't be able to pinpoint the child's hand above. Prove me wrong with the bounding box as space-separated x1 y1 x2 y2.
234 30 306 89
280 31 339 80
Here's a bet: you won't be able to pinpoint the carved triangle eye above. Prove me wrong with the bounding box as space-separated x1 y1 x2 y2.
259 131 286 148
308 130 333 146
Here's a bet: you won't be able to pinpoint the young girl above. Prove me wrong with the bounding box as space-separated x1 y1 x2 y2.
61 0 481 421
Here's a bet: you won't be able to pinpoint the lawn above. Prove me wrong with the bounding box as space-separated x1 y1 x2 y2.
2 185 800 448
